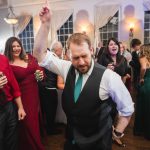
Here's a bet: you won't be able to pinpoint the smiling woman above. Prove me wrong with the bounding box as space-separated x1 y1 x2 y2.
4 37 26 63
4 37 45 150
97 38 130 79
12 41 23 57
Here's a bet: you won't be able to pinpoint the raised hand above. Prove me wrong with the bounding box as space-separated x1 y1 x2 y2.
39 0 51 23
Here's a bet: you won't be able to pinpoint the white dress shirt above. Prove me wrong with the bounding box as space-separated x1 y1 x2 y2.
40 51 134 117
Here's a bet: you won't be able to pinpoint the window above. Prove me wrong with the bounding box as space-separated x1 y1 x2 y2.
57 15 73 49
144 11 150 44
99 11 119 46
18 18 34 54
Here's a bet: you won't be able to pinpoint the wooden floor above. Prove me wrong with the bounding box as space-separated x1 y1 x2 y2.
42 118 150 150
42 88 150 150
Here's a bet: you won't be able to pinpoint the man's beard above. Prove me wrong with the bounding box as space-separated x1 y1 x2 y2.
75 61 92 74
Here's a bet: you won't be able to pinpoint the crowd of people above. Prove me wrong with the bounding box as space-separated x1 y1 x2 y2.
0 3 150 150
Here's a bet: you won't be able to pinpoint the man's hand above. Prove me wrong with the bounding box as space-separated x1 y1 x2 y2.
39 5 51 24
33 0 51 62
112 126 126 147
0 72 7 89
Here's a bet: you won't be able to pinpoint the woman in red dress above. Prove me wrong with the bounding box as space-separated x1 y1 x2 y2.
4 37 45 150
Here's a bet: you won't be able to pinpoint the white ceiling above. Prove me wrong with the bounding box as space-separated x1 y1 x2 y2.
2 0 77 7
1 0 118 8
0 0 67 8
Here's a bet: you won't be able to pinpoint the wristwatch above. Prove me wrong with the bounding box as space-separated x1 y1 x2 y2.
113 129 124 138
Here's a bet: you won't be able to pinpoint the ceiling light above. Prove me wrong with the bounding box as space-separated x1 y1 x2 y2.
4 7 18 25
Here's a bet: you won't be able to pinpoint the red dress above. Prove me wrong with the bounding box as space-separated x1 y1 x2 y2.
11 55 45 150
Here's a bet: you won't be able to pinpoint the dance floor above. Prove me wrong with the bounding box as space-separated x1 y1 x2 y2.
42 117 150 150
42 88 150 150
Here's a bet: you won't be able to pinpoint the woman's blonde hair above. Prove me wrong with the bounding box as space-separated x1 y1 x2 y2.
140 44 150 62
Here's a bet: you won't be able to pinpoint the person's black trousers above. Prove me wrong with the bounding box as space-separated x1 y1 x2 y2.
0 101 18 150
64 129 112 150
39 88 58 134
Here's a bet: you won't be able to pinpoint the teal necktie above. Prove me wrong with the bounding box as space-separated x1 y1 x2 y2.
74 74 83 102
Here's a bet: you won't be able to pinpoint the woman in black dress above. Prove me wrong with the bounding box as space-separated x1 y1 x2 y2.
98 38 130 82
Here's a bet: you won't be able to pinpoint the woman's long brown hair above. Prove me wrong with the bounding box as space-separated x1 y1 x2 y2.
4 37 27 62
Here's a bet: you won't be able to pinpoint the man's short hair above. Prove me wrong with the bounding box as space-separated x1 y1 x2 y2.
67 33 91 49
131 38 141 48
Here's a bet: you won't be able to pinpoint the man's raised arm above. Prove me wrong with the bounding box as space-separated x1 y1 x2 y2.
33 5 51 63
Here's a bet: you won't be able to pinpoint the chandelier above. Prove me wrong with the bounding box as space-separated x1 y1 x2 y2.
4 7 18 25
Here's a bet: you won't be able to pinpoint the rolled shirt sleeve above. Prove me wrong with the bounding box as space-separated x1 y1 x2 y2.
39 51 71 81
100 69 134 116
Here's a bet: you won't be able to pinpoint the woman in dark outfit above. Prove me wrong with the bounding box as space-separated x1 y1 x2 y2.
98 38 130 83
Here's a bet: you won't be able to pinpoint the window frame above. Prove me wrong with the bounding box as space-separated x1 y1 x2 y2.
18 18 34 54
99 11 119 46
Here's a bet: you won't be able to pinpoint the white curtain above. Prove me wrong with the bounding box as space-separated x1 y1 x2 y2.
49 9 73 48
94 4 119 48
15 15 32 36
143 0 150 10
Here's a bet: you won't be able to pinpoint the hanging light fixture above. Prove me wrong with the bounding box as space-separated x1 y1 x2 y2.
4 7 18 25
